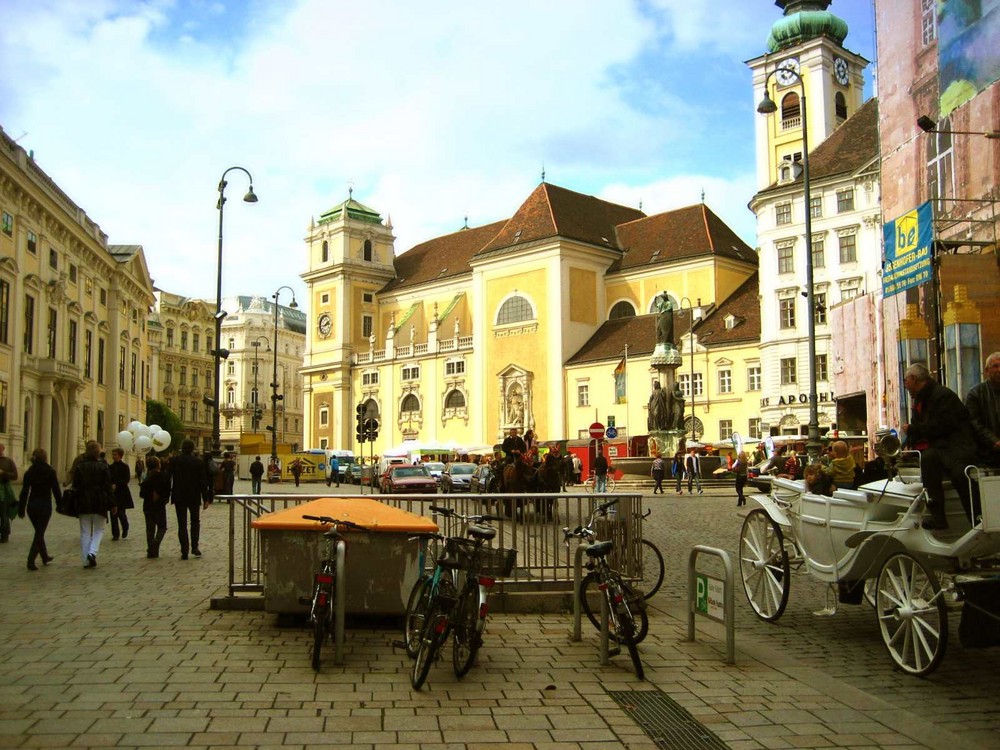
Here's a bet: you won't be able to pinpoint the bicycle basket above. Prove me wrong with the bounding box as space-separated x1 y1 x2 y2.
443 537 477 569
476 546 517 578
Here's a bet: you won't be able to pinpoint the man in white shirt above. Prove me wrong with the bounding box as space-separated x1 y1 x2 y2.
685 449 703 495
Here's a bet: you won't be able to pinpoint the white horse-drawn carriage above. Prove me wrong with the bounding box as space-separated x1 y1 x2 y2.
739 437 1000 676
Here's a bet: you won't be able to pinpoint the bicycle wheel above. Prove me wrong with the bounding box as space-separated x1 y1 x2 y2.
310 588 330 672
611 589 644 680
579 571 649 644
411 577 455 690
403 575 433 658
607 477 617 493
584 477 596 493
452 583 481 677
639 539 665 600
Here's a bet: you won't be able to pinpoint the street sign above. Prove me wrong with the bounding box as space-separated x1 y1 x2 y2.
606 426 618 439
589 422 605 439
695 574 725 621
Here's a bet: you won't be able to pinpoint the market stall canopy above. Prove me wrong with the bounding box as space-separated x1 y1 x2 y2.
382 440 461 457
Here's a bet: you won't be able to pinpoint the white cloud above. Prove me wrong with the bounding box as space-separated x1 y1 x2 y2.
0 0 791 316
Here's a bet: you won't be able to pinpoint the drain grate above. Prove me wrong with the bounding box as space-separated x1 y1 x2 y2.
607 688 730 750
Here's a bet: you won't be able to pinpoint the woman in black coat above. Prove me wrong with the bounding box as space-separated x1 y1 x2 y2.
17 448 61 570
73 440 115 568
109 448 135 540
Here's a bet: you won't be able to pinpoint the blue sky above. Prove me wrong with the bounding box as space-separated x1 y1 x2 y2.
0 0 876 313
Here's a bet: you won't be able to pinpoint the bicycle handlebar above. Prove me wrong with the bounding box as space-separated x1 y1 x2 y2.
429 505 502 524
561 498 620 544
302 514 366 530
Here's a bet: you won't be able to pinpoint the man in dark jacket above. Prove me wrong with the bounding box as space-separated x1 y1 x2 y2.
966 351 1000 468
903 363 979 529
168 440 210 559
249 456 265 494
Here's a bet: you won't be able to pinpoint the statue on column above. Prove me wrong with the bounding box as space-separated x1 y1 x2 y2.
670 383 686 432
647 381 669 431
654 295 675 349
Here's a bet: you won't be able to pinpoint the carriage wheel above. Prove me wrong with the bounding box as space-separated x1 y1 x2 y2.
739 509 790 621
875 553 948 677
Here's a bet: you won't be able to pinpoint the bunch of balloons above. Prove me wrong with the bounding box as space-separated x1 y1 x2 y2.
117 421 171 454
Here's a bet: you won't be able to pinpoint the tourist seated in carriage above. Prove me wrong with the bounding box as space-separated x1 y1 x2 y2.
826 440 858 491
803 463 834 496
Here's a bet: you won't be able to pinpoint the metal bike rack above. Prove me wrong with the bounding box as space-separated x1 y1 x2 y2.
686 545 735 665
334 539 347 664
571 543 612 664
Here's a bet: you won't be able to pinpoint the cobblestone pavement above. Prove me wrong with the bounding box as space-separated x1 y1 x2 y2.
0 477 997 749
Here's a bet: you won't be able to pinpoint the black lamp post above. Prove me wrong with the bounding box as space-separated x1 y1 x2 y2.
270 286 298 463
757 68 819 463
251 335 269 432
211 166 258 455
679 296 696 441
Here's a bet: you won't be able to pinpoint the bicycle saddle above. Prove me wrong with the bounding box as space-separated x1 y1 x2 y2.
585 540 613 558
466 524 497 541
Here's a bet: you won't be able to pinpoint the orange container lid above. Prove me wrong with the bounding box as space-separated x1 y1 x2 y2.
250 496 438 533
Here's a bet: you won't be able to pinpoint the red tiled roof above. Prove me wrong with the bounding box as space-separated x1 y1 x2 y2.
380 220 506 293
691 272 761 346
611 204 756 271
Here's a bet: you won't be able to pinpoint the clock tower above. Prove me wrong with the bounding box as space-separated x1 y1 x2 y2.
300 192 396 449
746 0 869 190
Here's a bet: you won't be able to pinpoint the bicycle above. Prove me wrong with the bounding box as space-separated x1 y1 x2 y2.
582 470 617 493
402 505 516 690
564 499 648 679
300 514 365 672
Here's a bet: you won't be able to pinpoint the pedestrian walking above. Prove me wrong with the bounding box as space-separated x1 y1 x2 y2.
167 439 210 560
249 456 265 494
291 458 303 487
109 448 134 540
650 454 665 494
672 451 684 494
134 456 145 482
0 443 19 543
17 448 60 570
73 440 115 568
221 453 236 495
572 453 582 484
685 449 703 494
139 455 171 558
326 455 340 487
734 450 749 506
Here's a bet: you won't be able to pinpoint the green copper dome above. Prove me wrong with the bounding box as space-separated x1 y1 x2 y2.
766 0 848 53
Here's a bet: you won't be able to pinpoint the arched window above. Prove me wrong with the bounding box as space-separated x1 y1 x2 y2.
445 390 466 409
363 239 373 261
400 393 420 414
496 295 534 325
780 92 800 126
834 92 848 122
609 300 636 319
321 241 329 262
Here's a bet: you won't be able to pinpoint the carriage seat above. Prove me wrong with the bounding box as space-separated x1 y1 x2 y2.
831 488 868 504
772 476 806 493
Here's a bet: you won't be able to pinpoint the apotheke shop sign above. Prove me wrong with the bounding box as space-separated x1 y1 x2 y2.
760 391 834 408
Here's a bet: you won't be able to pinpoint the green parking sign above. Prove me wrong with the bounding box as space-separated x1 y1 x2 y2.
695 574 724 620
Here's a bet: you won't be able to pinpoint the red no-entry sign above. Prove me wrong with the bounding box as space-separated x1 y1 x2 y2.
589 422 605 439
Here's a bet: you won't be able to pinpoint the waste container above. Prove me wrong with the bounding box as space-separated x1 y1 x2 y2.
251 497 437 615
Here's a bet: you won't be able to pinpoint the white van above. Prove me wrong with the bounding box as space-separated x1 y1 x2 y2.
323 449 355 484
375 455 408 491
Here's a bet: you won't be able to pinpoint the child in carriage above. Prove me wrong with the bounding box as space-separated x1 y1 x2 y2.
826 440 858 490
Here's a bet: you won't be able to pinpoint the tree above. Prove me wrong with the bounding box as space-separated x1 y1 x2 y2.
145 400 184 452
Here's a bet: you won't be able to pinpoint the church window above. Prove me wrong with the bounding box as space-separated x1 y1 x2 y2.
496 295 534 325
363 239 373 261
400 393 420 414
780 92 801 128
445 390 465 409
322 241 329 262
609 300 636 319
835 92 848 122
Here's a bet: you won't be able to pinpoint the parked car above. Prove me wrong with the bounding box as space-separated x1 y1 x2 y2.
424 461 446 485
379 464 438 494
441 462 476 493
469 463 494 493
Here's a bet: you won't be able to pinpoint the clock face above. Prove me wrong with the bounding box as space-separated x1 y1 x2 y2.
776 57 800 86
834 56 849 85
318 313 332 338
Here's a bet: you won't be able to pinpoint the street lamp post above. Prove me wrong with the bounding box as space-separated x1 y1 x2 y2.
270 286 298 463
679 296 696 441
251 336 269 432
757 68 819 463
211 167 258 456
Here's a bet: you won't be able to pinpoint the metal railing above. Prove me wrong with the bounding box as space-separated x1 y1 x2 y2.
223 492 645 599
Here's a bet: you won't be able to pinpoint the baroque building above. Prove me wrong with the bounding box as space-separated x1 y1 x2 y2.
0 125 155 475
300 183 760 454
747 0 881 439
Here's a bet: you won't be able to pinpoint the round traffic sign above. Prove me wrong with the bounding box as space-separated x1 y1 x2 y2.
589 422 605 439
606 427 618 439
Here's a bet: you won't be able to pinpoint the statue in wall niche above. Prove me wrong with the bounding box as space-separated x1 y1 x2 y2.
507 390 524 426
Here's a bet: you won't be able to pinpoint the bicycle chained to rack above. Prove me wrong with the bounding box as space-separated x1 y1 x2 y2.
397 505 517 690
564 498 648 679
300 514 366 672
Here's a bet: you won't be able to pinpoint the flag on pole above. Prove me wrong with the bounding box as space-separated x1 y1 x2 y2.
614 355 627 404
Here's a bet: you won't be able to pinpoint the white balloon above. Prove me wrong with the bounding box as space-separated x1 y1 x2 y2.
148 424 161 435
117 430 134 451
152 431 171 451
134 423 152 438
135 435 153 452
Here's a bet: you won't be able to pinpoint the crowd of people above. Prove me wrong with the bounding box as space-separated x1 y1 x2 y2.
1 438 218 571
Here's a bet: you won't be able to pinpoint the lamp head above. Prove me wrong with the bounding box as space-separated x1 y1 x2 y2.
243 186 258 203
917 115 937 133
215 310 228 321
757 92 778 115
289 298 299 309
